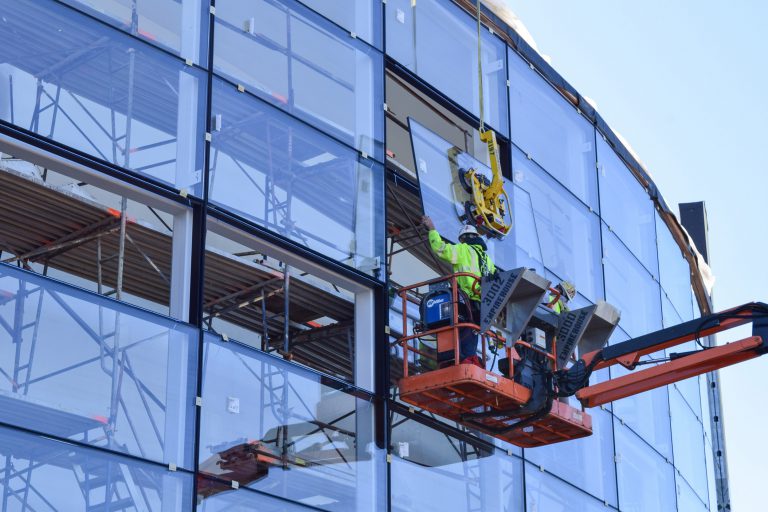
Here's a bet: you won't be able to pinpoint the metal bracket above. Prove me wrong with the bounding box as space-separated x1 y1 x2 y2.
357 256 381 272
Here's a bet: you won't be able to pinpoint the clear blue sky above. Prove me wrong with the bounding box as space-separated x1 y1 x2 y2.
501 0 768 509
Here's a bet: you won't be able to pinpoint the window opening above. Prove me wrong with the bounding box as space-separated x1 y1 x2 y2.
0 152 187 317
204 221 375 389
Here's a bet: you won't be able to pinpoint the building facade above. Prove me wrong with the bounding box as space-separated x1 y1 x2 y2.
0 0 723 510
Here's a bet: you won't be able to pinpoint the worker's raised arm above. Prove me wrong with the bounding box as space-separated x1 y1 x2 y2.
422 216 459 264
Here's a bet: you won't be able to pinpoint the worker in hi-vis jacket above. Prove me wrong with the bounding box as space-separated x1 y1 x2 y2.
422 215 495 367
545 280 576 314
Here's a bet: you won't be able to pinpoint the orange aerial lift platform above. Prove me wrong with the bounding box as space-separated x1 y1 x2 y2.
396 269 768 448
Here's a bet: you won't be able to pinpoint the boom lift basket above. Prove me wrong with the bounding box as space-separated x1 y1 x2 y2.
397 272 595 447
397 276 768 448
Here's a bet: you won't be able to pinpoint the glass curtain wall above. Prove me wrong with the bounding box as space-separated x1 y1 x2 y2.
213 0 384 161
383 2 712 511
0 0 386 510
0 0 718 510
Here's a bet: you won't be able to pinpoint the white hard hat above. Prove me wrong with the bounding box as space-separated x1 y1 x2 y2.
458 224 478 239
558 281 576 301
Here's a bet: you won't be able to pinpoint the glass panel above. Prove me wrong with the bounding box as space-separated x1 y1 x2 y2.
208 78 384 277
656 214 695 322
603 228 662 337
615 421 677 511
409 119 515 270
0 425 193 511
670 388 708 503
390 412 523 512
384 0 415 69
677 477 708 512
385 0 509 135
298 0 381 48
513 148 603 302
198 482 319 511
199 334 385 511
597 137 658 276
524 462 613 512
508 50 598 208
511 186 545 274
525 407 617 505
59 0 209 64
213 0 383 159
0 0 208 194
610 328 673 458
663 295 702 417
0 264 198 468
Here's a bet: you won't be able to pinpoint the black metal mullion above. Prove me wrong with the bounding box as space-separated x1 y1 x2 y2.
190 0 216 507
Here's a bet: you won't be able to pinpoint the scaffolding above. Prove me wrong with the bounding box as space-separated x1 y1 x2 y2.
0 158 358 508
0 262 179 511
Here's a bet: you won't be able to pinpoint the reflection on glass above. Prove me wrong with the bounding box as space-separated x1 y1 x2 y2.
410 119 515 271
614 422 677 511
0 425 193 511
525 407 617 505
0 263 198 468
386 0 509 134
597 136 658 276
198 481 319 511
656 214 695 322
199 334 384 511
669 388 708 503
208 79 384 277
390 412 523 512
59 0 209 64
508 50 598 208
214 0 383 158
298 0 381 48
524 462 609 512
603 228 661 338
512 148 603 302
0 0 207 193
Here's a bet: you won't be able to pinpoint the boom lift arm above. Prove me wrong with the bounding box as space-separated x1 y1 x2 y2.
565 302 768 407
397 268 768 447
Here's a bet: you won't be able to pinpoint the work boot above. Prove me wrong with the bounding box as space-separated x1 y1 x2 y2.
460 355 483 368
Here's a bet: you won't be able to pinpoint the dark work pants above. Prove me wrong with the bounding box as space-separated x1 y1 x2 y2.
458 300 481 361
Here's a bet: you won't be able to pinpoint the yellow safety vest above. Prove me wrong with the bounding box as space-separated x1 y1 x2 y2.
428 229 495 301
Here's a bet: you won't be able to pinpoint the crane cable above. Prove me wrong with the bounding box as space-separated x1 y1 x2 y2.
476 0 485 133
